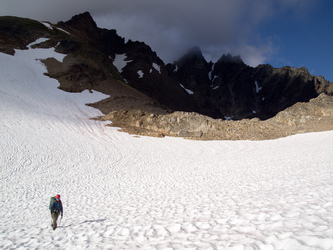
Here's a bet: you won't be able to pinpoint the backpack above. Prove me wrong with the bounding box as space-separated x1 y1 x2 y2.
49 196 56 210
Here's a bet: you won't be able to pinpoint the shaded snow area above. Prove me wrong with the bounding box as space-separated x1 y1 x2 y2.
1 42 333 250
255 81 262 94
179 83 194 95
113 54 132 73
137 70 144 78
152 63 161 74
56 27 70 35
173 65 178 72
40 22 53 30
208 63 218 82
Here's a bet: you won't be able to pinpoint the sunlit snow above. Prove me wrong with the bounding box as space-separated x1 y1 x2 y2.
1 41 333 249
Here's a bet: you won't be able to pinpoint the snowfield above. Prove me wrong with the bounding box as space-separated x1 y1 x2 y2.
1 40 333 249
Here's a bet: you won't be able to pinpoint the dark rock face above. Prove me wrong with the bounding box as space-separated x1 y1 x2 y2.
119 41 203 114
169 51 332 120
169 47 216 117
58 12 125 58
0 16 50 54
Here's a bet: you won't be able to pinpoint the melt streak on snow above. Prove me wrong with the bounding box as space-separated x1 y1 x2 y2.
1 41 333 249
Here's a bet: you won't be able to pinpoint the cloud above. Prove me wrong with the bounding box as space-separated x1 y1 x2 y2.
93 0 278 64
0 0 316 65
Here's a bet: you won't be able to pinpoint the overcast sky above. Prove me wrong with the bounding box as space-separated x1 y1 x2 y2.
1 0 332 81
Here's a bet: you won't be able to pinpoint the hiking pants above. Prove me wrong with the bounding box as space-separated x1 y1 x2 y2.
51 211 60 229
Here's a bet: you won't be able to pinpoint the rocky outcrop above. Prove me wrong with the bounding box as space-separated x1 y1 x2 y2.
100 93 333 140
0 16 50 55
57 12 126 58
270 93 333 129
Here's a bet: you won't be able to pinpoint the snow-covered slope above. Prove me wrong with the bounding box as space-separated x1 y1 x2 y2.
1 40 333 249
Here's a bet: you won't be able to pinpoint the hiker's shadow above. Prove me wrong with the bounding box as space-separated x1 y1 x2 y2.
79 219 107 224
58 219 107 228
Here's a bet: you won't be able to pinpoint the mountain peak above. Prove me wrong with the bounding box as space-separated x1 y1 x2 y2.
218 53 244 64
176 46 206 68
187 46 203 56
59 12 97 33
179 46 204 61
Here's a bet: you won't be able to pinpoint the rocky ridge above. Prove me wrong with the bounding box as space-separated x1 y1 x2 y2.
98 93 333 140
1 12 333 140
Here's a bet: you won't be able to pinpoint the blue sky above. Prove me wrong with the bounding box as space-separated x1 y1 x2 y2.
258 1 333 81
1 0 332 81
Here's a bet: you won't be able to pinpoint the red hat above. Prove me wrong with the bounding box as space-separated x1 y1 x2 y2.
56 194 60 199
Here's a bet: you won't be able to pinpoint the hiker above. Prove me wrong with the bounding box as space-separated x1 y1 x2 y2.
49 194 63 230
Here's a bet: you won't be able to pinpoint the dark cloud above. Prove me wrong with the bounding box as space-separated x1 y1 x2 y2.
92 0 279 64
0 0 315 65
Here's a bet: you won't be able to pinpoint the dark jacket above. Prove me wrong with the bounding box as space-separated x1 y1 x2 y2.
50 200 63 216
